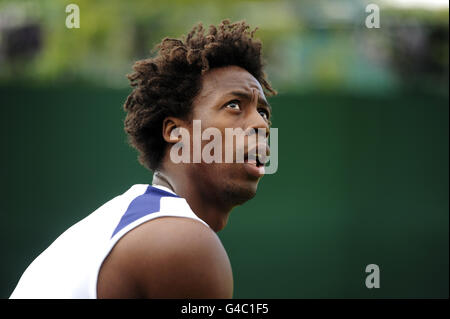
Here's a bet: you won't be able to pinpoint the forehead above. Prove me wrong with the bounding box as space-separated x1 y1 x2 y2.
196 65 265 101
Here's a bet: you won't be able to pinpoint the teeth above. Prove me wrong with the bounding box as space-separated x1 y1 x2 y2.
256 153 266 166
246 152 266 166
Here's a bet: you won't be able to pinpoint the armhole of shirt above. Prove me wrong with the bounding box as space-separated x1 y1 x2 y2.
88 197 210 298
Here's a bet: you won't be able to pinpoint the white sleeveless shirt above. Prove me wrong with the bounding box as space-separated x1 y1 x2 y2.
10 184 209 299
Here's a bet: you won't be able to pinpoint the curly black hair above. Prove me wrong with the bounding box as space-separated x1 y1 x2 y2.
123 19 276 171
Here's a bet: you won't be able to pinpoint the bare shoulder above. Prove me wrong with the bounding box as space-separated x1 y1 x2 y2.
97 217 233 298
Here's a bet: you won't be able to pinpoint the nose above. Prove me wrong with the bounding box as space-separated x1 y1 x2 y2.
248 111 270 139
247 92 270 139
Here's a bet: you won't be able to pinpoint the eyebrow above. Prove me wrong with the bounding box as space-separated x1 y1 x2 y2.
228 90 272 115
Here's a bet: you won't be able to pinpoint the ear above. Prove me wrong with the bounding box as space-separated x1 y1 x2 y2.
162 117 188 144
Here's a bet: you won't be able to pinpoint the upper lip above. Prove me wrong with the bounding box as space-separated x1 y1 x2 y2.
244 143 270 165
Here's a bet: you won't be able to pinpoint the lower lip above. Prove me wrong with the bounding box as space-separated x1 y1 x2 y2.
243 162 265 178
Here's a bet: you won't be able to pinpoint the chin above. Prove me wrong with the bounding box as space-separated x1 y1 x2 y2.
222 180 259 206
200 163 261 206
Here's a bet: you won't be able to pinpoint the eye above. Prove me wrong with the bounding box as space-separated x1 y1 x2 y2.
225 100 241 111
258 108 270 121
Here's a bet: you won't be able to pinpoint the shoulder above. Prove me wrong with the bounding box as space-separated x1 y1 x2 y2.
97 216 233 298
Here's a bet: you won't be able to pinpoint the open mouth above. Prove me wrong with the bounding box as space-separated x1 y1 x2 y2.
244 153 265 167
243 152 266 178
242 144 269 177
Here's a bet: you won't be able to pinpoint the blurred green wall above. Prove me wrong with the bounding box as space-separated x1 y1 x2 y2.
0 85 448 298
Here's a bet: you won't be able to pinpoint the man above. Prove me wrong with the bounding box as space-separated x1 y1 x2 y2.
10 19 276 299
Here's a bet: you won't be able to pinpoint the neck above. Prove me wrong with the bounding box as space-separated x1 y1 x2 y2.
152 166 232 232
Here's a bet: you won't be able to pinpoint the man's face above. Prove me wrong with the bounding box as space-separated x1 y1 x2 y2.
186 65 271 205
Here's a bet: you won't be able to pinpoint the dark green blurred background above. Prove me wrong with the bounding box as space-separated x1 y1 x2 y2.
0 0 448 298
